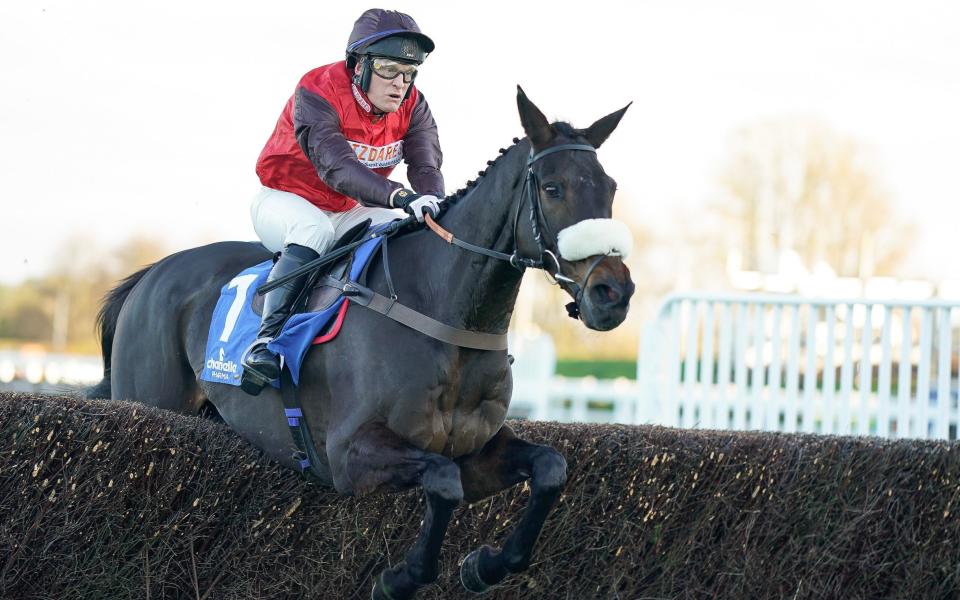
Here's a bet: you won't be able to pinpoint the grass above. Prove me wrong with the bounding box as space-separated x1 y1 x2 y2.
555 359 636 380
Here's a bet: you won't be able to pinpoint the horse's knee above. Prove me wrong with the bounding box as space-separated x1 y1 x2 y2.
532 447 567 494
422 457 463 507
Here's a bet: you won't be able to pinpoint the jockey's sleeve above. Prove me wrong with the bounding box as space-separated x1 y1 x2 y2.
294 87 400 207
403 93 445 197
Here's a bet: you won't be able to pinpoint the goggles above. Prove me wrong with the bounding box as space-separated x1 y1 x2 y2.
370 57 418 84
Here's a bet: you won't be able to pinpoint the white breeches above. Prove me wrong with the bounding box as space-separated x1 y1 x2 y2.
250 187 401 255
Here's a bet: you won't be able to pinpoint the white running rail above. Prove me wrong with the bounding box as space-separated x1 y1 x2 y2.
636 293 960 440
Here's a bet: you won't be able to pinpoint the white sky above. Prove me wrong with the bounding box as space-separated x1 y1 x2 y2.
2 0 959 284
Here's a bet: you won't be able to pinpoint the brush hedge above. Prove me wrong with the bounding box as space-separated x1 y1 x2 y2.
1 392 958 599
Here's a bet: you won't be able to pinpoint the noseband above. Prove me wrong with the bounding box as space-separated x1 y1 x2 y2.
425 142 611 319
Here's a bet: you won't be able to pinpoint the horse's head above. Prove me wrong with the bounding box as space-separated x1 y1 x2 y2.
515 87 636 331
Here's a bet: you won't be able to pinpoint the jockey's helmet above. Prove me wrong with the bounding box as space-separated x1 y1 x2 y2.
346 9 435 94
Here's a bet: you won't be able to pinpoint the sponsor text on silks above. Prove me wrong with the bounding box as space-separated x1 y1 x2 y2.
349 140 403 169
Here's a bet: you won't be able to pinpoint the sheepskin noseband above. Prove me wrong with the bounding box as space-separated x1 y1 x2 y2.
556 219 633 262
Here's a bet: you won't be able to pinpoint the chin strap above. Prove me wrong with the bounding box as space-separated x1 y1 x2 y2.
351 82 373 113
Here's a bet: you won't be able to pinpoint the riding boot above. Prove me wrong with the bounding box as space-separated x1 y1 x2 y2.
240 243 320 395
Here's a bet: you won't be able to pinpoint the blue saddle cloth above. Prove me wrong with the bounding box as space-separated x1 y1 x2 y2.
199 230 387 388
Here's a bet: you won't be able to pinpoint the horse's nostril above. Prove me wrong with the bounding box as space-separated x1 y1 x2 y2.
591 283 622 306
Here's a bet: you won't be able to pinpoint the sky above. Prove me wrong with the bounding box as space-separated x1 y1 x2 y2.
2 0 959 285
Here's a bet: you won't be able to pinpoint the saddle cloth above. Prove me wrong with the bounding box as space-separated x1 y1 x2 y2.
199 230 386 388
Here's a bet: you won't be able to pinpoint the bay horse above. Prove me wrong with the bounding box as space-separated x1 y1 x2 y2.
89 87 634 599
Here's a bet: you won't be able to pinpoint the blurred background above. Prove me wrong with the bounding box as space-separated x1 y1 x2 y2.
2 1 958 425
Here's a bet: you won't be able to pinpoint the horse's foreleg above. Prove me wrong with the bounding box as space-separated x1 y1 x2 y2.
455 425 567 594
342 422 463 600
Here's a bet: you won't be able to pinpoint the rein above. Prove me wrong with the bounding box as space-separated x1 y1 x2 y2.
262 143 607 308
427 142 606 319
423 216 540 269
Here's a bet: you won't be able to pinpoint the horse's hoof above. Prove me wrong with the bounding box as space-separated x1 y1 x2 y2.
371 572 399 600
460 546 496 594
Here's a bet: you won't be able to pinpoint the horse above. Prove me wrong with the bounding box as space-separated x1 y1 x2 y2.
88 87 635 599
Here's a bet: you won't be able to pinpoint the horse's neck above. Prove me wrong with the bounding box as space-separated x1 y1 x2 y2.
393 142 529 334
443 142 529 260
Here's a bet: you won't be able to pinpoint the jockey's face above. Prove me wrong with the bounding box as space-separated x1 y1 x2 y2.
355 59 413 114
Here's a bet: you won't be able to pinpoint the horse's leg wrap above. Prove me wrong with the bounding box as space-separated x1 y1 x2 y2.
342 423 463 600
456 426 568 592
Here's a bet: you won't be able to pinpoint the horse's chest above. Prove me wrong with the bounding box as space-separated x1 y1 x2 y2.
392 362 511 458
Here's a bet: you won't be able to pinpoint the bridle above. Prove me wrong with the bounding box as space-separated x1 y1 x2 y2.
426 142 610 319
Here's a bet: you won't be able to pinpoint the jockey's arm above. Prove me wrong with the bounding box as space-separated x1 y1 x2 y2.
293 87 400 207
402 92 445 198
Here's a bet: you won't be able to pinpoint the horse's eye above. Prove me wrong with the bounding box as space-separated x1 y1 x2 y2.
541 183 563 198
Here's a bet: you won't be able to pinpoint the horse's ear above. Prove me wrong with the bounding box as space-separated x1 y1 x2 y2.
517 85 555 149
584 102 632 148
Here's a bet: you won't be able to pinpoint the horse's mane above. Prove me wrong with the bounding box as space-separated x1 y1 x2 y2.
442 122 581 206
442 137 521 205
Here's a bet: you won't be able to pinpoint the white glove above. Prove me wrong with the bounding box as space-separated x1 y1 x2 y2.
390 188 443 223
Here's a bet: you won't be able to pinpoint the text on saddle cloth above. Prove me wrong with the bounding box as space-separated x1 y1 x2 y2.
199 230 387 388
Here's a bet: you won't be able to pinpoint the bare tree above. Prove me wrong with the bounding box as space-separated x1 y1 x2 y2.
0 235 170 352
716 118 915 278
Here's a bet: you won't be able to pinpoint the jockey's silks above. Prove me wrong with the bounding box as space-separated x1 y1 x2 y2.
256 61 444 212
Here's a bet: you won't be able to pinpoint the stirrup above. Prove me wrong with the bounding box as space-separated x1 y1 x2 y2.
240 337 277 396
240 368 273 396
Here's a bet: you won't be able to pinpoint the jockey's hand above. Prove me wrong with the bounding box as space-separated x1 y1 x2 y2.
390 188 443 223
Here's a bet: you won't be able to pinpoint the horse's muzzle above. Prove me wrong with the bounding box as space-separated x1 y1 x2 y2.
575 257 634 331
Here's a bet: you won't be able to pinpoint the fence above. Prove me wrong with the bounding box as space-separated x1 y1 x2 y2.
633 293 960 440
7 292 960 442
0 350 102 392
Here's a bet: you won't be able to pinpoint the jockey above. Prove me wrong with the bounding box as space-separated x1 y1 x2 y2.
242 9 445 394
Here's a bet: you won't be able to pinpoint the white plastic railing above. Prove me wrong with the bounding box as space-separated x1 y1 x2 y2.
636 293 960 440
9 296 956 443
0 351 102 387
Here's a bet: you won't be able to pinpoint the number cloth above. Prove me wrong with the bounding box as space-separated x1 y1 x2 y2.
199 230 388 387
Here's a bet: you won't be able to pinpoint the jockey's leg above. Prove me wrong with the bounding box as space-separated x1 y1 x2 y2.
241 188 332 395
325 202 402 237
249 187 337 256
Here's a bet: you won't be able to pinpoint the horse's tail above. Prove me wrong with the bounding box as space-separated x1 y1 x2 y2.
85 265 154 399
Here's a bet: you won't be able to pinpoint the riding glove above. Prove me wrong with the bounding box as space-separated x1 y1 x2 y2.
390 188 443 222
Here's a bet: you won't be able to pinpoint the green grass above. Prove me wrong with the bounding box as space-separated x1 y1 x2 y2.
555 359 637 380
